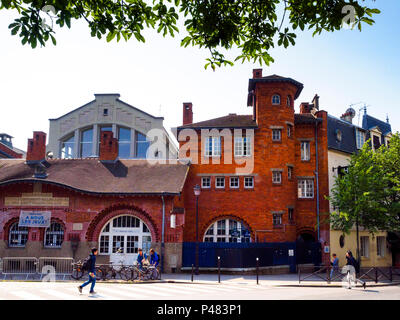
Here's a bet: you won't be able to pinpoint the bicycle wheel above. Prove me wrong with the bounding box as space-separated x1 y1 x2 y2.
119 267 132 281
151 268 160 280
131 268 139 280
71 268 84 280
96 266 106 281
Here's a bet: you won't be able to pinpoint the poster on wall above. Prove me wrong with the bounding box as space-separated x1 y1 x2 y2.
19 211 51 228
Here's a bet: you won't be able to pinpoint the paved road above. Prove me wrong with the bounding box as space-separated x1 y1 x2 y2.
0 281 399 300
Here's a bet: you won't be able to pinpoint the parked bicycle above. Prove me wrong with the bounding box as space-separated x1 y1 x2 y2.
71 260 105 280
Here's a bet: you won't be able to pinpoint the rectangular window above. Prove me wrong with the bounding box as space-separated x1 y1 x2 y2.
301 141 310 161
217 220 226 235
356 130 365 149
360 236 370 258
205 137 221 156
373 135 381 150
287 125 293 138
100 235 109 254
234 137 251 156
288 166 293 180
298 179 314 198
288 208 294 222
136 132 150 158
215 177 225 188
273 214 282 226
272 171 282 184
201 177 211 188
244 176 254 189
118 127 131 158
126 235 139 254
272 129 281 141
230 177 239 189
377 236 385 257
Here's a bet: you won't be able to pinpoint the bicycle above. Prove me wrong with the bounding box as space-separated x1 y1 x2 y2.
131 264 160 281
71 260 105 280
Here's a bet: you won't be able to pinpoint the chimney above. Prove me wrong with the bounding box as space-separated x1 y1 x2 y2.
252 68 262 79
183 102 193 125
340 112 353 123
312 94 320 110
26 131 46 162
299 103 311 114
99 131 119 161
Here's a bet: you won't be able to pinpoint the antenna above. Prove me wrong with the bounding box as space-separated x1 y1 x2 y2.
357 103 370 127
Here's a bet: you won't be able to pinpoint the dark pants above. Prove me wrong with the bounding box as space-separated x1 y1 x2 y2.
81 272 96 292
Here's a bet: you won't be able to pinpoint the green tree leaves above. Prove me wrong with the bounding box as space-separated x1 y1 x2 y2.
2 0 380 68
330 133 400 235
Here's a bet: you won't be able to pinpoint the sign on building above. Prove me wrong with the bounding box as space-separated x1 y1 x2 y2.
19 211 51 227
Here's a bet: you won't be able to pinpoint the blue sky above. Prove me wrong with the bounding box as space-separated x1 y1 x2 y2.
0 0 399 150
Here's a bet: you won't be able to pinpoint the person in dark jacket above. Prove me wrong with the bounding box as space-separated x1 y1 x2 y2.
78 248 98 295
345 250 366 289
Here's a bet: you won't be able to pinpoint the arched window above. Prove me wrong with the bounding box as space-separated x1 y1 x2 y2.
286 95 292 107
9 222 28 247
203 218 251 243
272 94 281 105
61 134 75 159
44 223 64 248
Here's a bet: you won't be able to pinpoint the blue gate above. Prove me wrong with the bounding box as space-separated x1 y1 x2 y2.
182 242 321 272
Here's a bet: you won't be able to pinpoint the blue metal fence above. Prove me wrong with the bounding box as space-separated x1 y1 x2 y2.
182 242 321 272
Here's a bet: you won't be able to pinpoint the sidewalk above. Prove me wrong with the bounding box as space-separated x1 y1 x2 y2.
160 273 400 288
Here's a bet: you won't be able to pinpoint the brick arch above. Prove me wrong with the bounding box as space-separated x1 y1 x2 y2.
200 214 254 241
86 204 159 242
296 227 317 241
39 217 66 242
3 216 22 243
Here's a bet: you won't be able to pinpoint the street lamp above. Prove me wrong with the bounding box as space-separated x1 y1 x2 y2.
194 184 201 275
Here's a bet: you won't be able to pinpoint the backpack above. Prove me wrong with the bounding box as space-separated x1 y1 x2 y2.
353 258 360 274
82 255 91 271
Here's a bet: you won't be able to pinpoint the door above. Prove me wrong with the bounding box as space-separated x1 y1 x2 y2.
99 215 152 265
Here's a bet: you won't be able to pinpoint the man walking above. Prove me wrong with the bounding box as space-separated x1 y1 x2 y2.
330 253 339 279
345 250 366 289
78 247 98 295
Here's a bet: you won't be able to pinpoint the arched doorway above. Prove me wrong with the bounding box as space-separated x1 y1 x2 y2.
99 215 152 265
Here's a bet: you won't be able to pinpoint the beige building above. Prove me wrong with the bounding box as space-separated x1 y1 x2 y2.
47 93 177 159
327 109 392 267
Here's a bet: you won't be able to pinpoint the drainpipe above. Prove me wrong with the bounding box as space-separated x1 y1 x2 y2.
161 195 166 273
315 121 320 242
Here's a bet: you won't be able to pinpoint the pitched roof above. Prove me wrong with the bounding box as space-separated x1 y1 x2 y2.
0 159 189 195
362 114 392 135
327 115 361 154
178 114 258 130
248 74 304 99
294 113 321 124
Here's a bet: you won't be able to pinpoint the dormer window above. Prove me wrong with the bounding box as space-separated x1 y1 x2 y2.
356 130 365 149
272 94 281 105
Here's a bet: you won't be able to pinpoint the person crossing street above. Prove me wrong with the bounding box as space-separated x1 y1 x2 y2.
78 248 98 295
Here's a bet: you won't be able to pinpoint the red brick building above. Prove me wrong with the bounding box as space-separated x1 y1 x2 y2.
0 69 331 272
0 131 188 272
177 69 330 260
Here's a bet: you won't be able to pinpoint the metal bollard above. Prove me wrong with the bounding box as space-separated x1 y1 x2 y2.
375 268 378 283
327 267 330 284
217 256 221 283
256 257 259 285
191 264 194 282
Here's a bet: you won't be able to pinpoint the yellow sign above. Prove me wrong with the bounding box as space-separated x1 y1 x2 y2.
5 192 69 207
